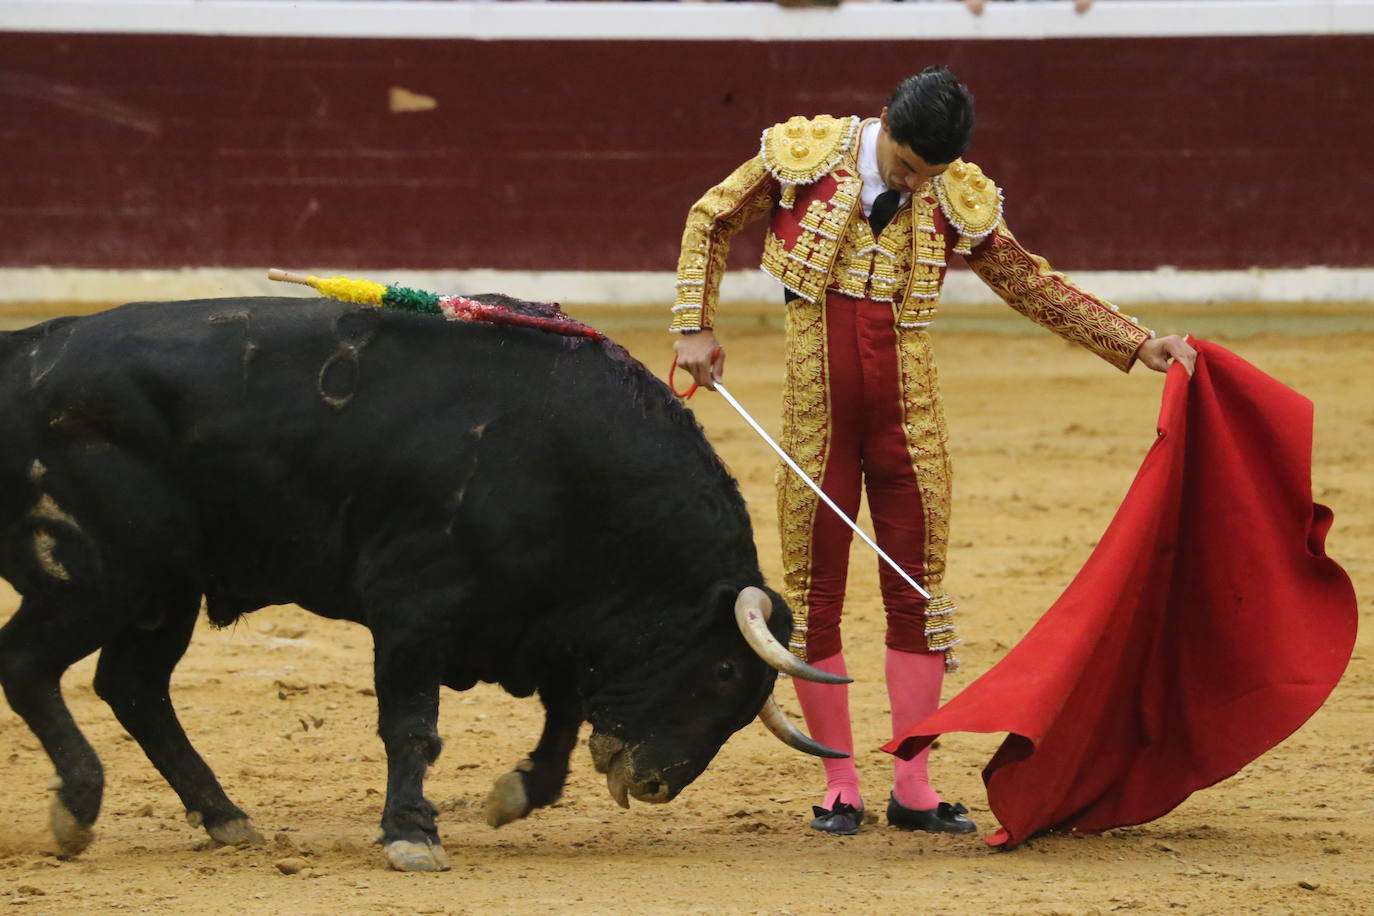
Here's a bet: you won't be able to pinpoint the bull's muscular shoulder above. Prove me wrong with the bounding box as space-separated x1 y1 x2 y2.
933 158 1004 242
758 115 862 186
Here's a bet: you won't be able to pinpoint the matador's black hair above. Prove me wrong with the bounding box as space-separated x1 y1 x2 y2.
886 66 976 165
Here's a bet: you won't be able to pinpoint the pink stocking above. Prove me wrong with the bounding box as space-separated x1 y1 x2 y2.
790 652 861 810
886 647 946 810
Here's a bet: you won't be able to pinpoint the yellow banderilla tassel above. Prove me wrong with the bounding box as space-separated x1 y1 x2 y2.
266 268 387 306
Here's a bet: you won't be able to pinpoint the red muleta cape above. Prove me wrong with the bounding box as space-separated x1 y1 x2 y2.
882 340 1357 848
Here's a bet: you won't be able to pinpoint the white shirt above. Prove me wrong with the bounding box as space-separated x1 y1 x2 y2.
857 120 911 219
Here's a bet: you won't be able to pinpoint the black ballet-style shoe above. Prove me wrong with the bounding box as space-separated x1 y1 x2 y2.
809 800 864 835
886 794 977 834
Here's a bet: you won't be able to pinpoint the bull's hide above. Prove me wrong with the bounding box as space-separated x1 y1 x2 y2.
0 296 799 871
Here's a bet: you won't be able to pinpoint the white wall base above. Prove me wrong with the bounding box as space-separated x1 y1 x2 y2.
2 266 1372 311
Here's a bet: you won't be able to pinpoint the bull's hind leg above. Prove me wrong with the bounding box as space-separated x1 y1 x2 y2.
93 599 261 848
485 685 582 827
0 598 114 856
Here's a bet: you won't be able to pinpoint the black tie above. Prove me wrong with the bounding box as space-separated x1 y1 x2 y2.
869 189 901 236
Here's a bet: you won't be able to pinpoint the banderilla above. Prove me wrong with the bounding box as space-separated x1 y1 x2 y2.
669 357 933 603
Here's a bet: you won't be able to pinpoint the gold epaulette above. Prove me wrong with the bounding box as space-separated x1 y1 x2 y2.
934 159 1004 254
759 115 860 208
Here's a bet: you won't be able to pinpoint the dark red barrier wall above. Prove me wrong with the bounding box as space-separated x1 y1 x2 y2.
1 33 1370 271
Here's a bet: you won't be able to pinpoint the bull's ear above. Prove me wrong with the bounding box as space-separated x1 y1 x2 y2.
703 581 741 619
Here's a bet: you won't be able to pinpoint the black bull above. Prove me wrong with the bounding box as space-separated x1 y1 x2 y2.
0 296 842 871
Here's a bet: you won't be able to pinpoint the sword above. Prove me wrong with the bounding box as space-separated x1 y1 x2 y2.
671 358 932 602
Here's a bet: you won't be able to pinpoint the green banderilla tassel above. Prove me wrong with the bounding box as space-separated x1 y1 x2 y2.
380 284 444 315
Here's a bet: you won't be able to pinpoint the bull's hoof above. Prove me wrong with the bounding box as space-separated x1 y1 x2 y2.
207 817 263 847
484 770 530 828
49 795 94 857
384 839 451 872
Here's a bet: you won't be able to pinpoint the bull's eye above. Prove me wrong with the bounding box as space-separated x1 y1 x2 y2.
716 661 737 682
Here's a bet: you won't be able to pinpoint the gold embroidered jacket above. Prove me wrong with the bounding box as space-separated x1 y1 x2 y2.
671 115 1153 372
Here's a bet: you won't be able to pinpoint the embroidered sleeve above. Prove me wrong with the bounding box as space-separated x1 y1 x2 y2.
671 156 777 333
964 222 1154 372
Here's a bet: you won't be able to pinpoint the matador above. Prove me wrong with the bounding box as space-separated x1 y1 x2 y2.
672 67 1196 836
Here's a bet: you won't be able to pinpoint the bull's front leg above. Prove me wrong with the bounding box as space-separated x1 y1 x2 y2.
485 683 583 827
370 607 453 872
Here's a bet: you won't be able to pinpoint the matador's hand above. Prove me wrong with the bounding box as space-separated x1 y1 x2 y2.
674 330 726 392
1136 334 1197 376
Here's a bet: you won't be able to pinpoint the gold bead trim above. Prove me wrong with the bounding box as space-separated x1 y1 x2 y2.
933 159 1003 247
760 115 861 204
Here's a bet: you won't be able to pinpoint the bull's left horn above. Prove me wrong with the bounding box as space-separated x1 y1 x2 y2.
757 694 849 759
734 586 851 685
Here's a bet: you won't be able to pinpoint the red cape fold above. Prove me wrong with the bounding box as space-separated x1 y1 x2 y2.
881 340 1358 848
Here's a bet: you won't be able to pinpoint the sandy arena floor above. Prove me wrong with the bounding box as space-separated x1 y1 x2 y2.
0 303 1369 915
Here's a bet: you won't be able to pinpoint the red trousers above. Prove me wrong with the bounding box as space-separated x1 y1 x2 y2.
778 293 955 663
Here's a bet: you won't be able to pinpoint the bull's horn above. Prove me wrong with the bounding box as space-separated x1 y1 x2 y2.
734 586 851 685
757 695 849 759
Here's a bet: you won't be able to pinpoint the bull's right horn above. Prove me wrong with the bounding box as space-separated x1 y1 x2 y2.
758 694 850 759
734 586 851 685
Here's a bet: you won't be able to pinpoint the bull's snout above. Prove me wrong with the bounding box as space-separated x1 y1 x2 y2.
628 776 670 804
609 762 674 808
589 731 676 808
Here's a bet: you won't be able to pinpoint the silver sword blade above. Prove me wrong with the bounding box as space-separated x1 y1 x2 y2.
713 382 932 602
